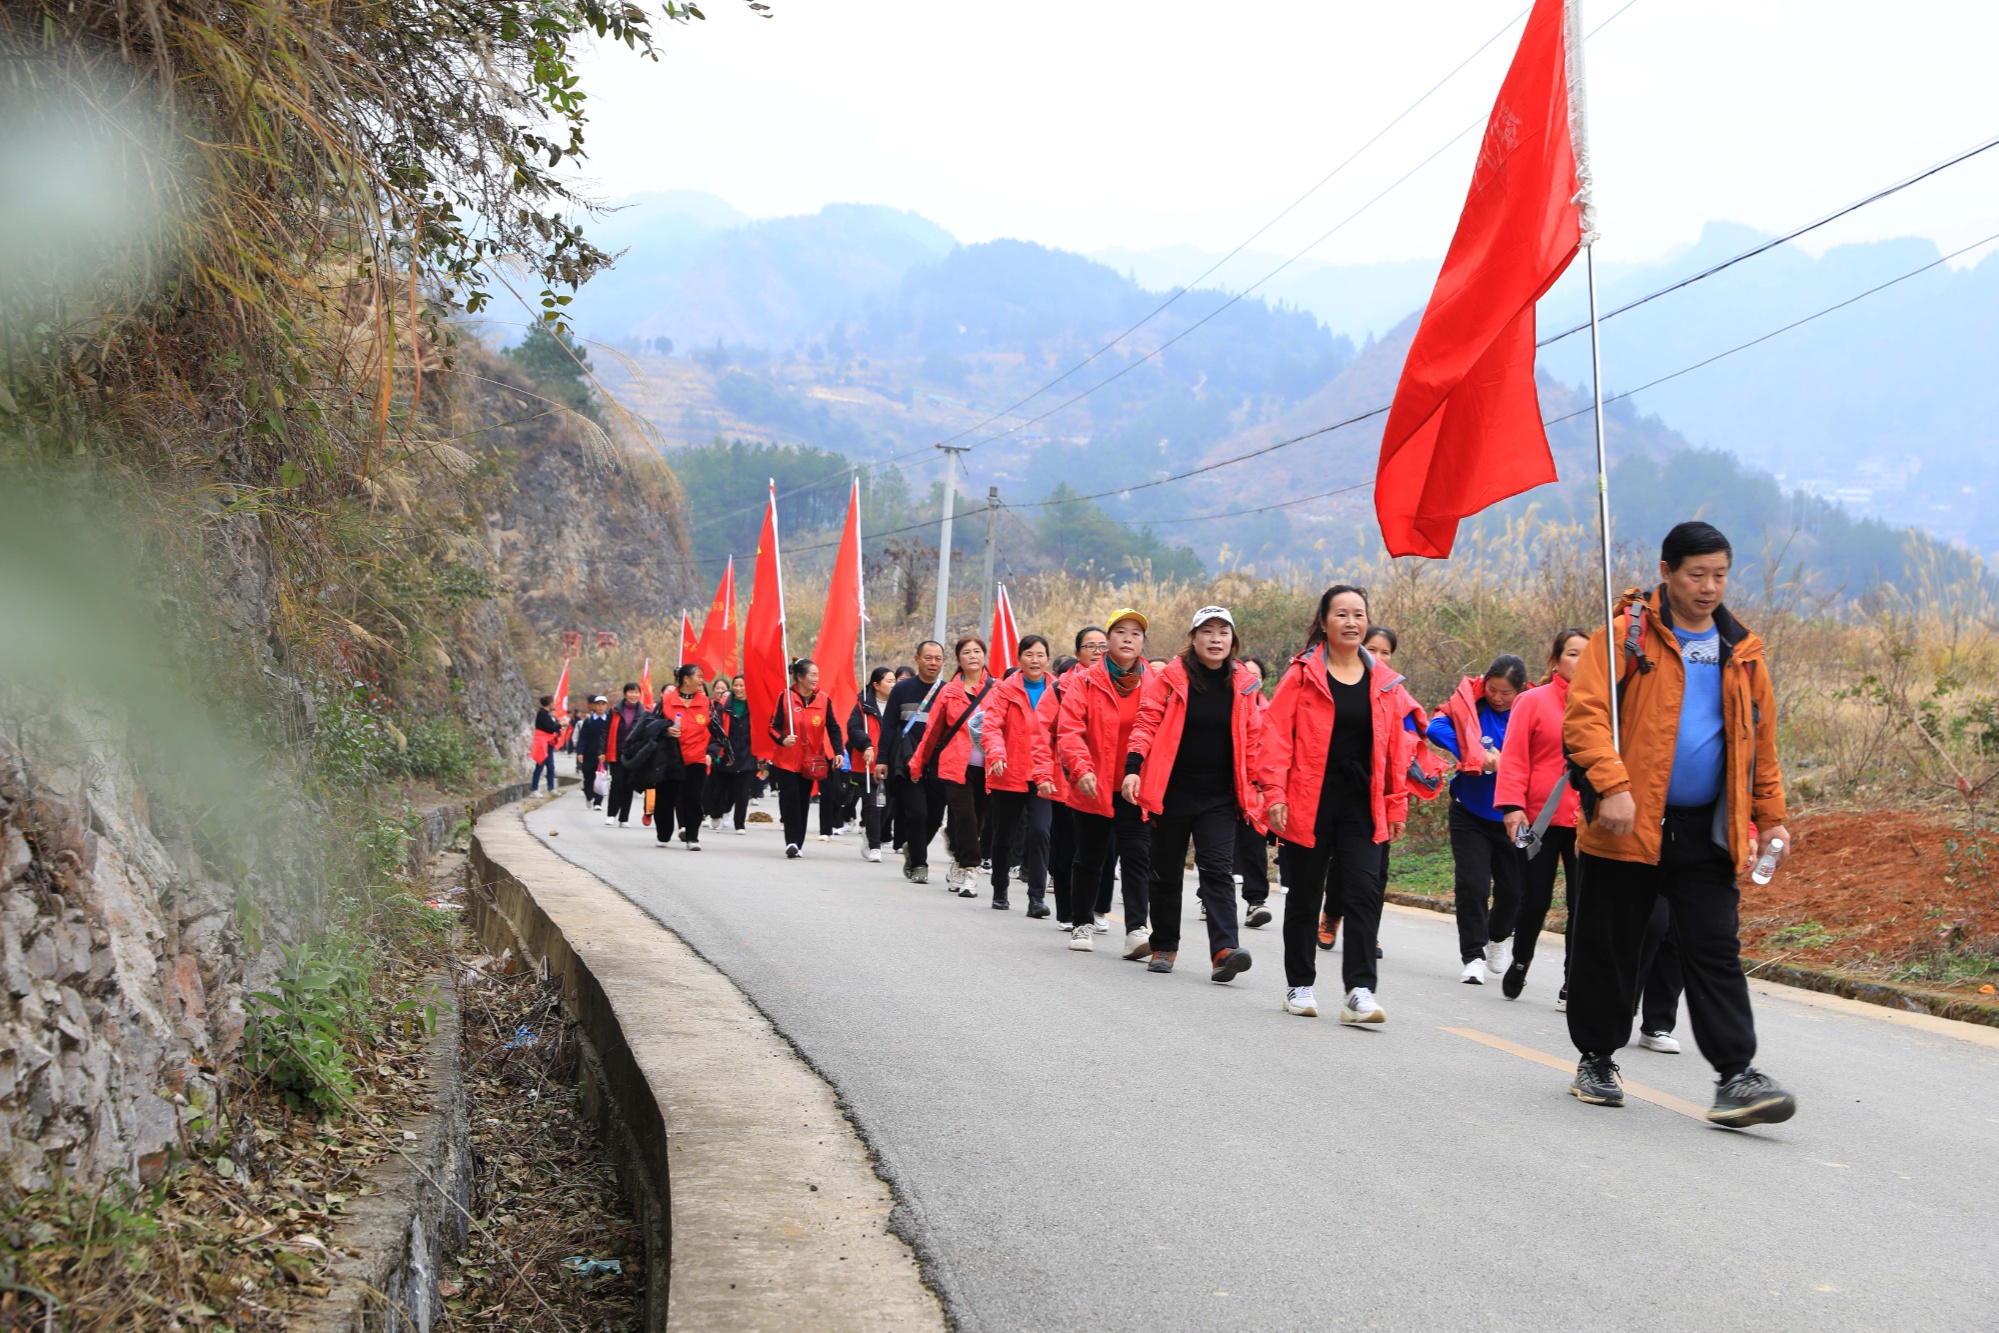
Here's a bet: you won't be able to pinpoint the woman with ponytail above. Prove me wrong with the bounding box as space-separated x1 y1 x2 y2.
1427 653 1532 984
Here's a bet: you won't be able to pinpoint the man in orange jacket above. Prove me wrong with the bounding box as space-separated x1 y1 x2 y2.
1563 521 1797 1128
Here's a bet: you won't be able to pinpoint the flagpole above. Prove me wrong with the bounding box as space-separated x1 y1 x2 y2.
768 479 796 739
852 475 870 798
1585 242 1621 751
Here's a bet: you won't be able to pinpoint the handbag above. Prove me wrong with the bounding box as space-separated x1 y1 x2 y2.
803 756 831 781
592 767 610 798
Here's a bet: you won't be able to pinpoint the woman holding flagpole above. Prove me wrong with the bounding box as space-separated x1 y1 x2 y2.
910 637 995 898
769 657 839 858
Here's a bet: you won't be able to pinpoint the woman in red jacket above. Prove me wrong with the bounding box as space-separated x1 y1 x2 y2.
1495 627 1587 1001
983 634 1061 915
656 663 720 849
1123 607 1268 984
1056 610 1154 958
910 637 996 897
769 657 840 859
1261 585 1408 1026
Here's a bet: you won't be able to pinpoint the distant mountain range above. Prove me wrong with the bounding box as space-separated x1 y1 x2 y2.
563 191 1996 576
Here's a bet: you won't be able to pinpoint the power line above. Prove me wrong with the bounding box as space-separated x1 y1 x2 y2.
949 0 1649 456
930 4 1535 448
1538 128 1999 348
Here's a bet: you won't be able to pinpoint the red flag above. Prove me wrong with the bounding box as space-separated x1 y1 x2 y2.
639 657 654 709
743 482 790 761
988 584 1020 675
553 658 572 726
1375 0 1594 558
678 610 696 669
811 480 864 739
691 557 739 681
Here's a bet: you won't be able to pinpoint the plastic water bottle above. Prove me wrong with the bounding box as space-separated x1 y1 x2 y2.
1750 837 1785 886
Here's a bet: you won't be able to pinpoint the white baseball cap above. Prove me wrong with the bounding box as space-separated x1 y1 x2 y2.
1190 605 1235 631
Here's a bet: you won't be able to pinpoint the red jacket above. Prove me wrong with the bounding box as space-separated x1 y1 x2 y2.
659 691 716 769
1125 657 1269 823
1434 676 1494 774
767 687 838 774
1391 682 1451 802
1495 675 1582 829
1056 659 1149 818
980 672 1058 793
1257 646 1410 847
910 675 995 784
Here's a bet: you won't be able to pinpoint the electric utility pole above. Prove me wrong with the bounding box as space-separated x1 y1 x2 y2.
932 444 968 644
980 486 999 635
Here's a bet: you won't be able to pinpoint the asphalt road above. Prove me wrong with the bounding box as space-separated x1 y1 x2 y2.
530 788 1999 1332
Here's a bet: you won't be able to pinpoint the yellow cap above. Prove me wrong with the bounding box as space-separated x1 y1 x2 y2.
1105 607 1149 634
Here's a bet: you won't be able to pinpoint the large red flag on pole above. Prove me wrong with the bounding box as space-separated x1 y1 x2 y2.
811 479 864 740
691 556 738 681
988 583 1020 675
552 656 573 746
677 610 696 669
744 481 790 761
1375 0 1595 558
638 657 654 709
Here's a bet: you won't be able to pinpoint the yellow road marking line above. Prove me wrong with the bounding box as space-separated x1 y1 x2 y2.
1442 1026 1711 1122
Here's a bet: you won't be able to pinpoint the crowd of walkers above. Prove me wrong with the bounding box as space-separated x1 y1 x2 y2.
552 520 1799 1129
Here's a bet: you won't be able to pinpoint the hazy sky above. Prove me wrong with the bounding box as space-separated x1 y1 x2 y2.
573 0 1999 271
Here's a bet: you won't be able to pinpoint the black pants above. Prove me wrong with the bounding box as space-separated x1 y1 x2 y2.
1280 804 1383 992
580 755 604 807
817 771 845 836
895 773 949 869
942 769 989 869
654 764 707 844
1148 798 1241 959
1637 897 1686 1034
987 789 1051 903
1567 804 1756 1078
1071 796 1150 933
775 768 815 848
1514 825 1577 972
607 761 637 823
1234 819 1269 904
856 776 888 849
1449 802 1525 962
1049 802 1117 924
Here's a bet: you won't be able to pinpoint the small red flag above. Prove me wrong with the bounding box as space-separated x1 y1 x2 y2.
1375 0 1594 558
677 610 696 669
552 658 571 726
988 584 1020 675
691 556 739 681
638 657 653 709
811 480 864 740
743 483 790 761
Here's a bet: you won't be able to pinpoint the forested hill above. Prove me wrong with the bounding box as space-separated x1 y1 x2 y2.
571 192 1989 591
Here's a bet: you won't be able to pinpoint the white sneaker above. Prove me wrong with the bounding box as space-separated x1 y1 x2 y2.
1485 938 1512 976
1284 987 1319 1017
604 815 616 826
1068 923 1095 951
687 842 702 852
1638 1030 1681 1054
815 834 829 843
1459 958 1485 985
866 848 882 863
1093 913 1110 933
944 863 964 890
1341 987 1385 1024
1121 929 1152 960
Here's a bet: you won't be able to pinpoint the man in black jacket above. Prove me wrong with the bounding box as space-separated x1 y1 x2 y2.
575 696 610 810
876 641 948 883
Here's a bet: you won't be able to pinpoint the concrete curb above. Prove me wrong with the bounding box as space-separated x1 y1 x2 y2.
1385 888 1999 1030
292 971 471 1333
468 803 944 1333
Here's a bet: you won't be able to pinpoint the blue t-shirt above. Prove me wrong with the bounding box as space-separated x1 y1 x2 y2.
1666 625 1725 807
1023 677 1047 711
1426 702 1512 823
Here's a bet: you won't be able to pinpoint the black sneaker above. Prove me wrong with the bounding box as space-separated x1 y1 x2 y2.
910 865 929 884
1026 901 1051 920
991 896 1011 911
784 843 800 859
1148 951 1176 974
1245 902 1272 929
1502 960 1527 1000
1570 1055 1624 1107
1708 1068 1796 1128
1210 948 1253 984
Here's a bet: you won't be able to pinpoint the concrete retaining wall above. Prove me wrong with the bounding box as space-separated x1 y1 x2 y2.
468 803 943 1333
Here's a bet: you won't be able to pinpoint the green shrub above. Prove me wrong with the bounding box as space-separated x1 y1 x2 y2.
245 936 375 1115
395 715 480 786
